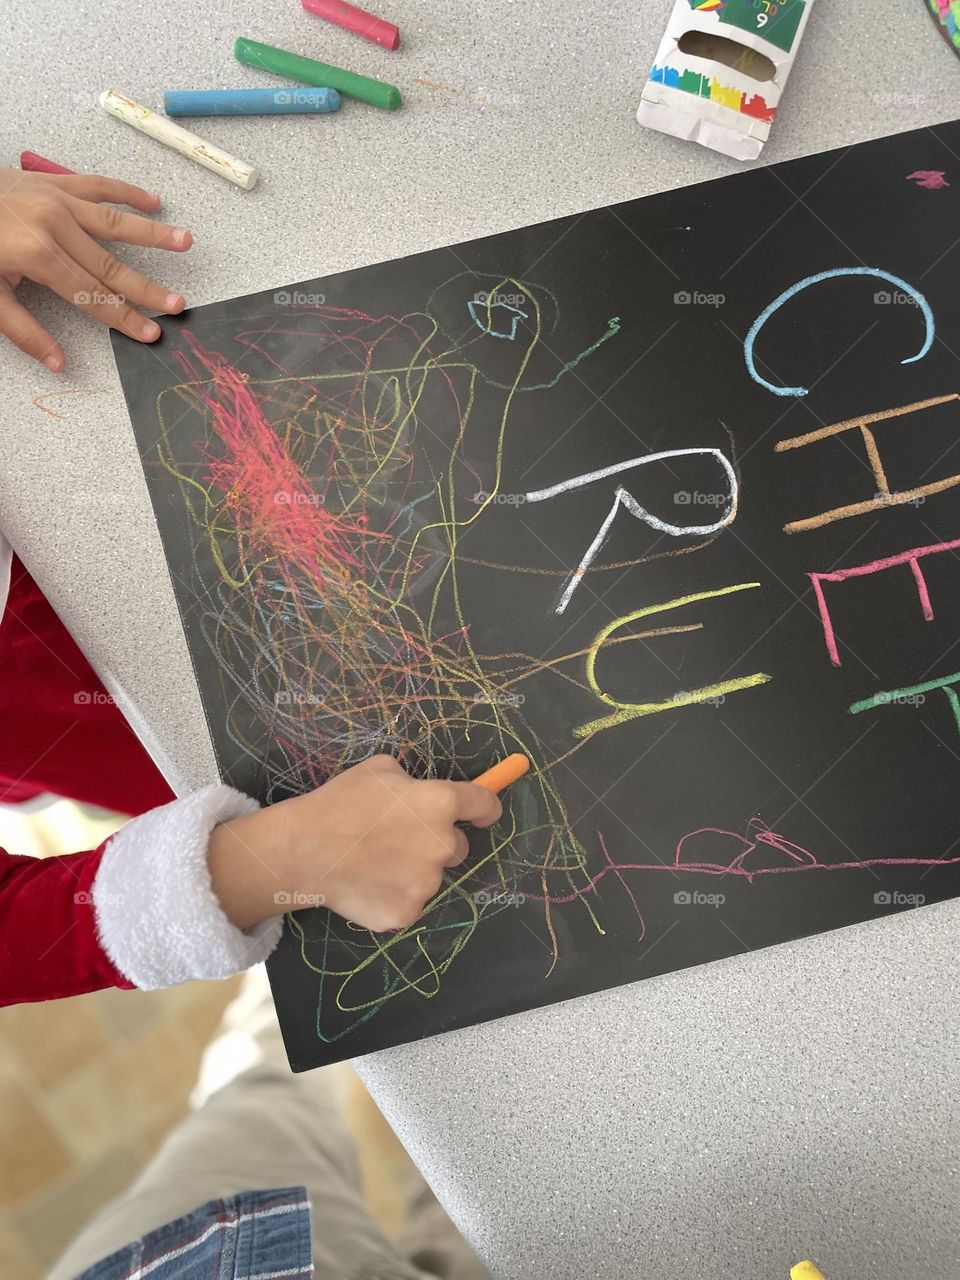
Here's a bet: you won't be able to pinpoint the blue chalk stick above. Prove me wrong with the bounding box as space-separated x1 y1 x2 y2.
163 87 341 117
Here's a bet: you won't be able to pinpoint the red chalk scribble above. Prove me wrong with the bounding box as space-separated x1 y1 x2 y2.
907 170 949 190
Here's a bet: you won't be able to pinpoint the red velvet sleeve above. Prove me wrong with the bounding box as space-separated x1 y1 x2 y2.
0 555 175 815
0 843 133 1005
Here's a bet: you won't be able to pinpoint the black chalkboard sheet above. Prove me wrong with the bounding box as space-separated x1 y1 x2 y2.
115 120 960 1070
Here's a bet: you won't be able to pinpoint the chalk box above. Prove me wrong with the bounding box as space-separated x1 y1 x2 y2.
637 0 815 161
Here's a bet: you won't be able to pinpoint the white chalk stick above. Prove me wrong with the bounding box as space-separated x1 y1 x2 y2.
98 89 258 190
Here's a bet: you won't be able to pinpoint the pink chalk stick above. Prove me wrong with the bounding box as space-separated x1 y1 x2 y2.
301 0 400 50
20 151 75 175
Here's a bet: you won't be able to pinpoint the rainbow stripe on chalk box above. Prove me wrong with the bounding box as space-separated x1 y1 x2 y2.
638 0 815 161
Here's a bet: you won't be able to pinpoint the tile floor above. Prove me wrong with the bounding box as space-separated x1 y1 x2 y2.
0 799 412 1277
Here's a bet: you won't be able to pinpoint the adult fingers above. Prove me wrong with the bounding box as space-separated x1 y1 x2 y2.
0 285 64 371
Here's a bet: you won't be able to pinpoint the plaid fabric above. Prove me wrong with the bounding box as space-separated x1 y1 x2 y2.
73 1187 312 1280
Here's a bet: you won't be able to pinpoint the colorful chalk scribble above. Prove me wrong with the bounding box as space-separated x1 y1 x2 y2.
908 169 950 190
138 258 960 1050
150 280 774 1043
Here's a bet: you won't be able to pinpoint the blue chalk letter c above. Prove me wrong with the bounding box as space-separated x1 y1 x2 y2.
743 267 935 398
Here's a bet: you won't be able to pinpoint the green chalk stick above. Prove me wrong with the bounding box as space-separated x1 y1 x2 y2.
234 37 402 111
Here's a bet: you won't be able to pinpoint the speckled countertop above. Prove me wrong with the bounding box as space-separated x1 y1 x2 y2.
2 2 959 1276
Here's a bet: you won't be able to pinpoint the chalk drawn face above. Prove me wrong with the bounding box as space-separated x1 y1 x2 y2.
466 295 528 341
425 271 561 389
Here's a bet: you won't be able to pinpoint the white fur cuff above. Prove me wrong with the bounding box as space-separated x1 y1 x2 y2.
93 784 284 990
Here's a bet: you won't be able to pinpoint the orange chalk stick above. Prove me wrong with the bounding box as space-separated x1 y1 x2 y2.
473 754 530 793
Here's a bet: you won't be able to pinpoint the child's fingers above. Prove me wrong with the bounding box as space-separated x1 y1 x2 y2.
41 173 162 213
66 198 192 252
57 220 185 316
446 782 503 829
0 288 64 371
358 754 405 773
443 827 471 868
32 254 161 343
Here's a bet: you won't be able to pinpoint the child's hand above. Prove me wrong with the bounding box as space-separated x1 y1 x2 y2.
0 167 193 372
207 755 504 934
